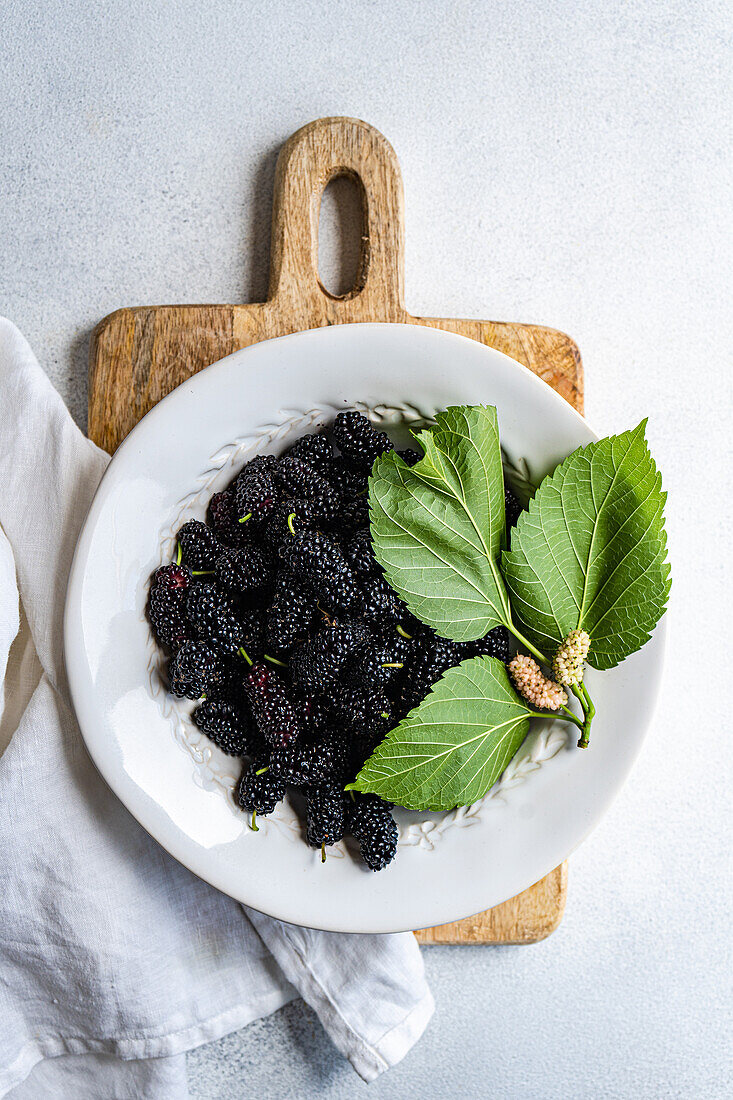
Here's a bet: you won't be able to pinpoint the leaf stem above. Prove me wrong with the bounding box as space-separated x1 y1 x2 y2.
528 706 584 730
506 623 550 666
559 705 585 730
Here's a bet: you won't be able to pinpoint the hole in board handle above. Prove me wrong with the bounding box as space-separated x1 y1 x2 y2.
317 172 367 299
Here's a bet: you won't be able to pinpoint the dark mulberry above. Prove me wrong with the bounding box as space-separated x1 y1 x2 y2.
168 641 222 699
328 459 369 498
153 562 192 594
399 637 463 713
269 735 349 786
215 546 274 596
237 608 266 665
377 625 418 665
343 529 381 579
306 785 346 848
333 410 394 469
208 491 250 547
237 757 286 816
330 495 369 535
348 794 398 871
185 584 243 655
177 520 224 570
265 570 316 654
334 683 393 769
279 531 361 614
185 581 229 620
244 663 301 748
193 700 252 755
148 586 193 650
262 499 318 553
361 575 412 626
333 684 392 736
233 454 280 523
294 690 332 738
202 658 247 708
290 621 372 693
276 457 340 521
350 725 386 773
346 640 405 690
286 432 334 473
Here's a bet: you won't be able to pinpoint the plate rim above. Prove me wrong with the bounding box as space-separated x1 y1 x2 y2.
64 322 666 932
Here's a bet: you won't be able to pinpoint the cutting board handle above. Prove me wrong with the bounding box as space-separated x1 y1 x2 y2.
267 117 406 321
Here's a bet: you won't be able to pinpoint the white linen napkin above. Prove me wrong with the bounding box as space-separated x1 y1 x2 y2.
0 318 434 1099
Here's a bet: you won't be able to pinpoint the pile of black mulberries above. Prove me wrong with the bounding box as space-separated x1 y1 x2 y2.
147 410 515 871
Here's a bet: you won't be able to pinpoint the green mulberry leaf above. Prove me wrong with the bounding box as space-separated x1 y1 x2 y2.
346 657 532 811
501 420 671 670
368 405 511 642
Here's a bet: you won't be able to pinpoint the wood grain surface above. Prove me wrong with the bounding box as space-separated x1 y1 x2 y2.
88 116 581 944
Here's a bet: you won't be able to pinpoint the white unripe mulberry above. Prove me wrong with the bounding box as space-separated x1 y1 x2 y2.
508 654 568 710
552 629 591 687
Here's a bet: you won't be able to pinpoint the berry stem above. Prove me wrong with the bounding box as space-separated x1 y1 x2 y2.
264 654 288 668
250 810 259 831
381 662 403 669
572 685 588 714
287 512 297 536
321 842 326 863
255 765 269 776
238 512 253 525
238 646 253 666
380 711 390 719
579 682 594 711
192 570 215 576
175 542 183 566
572 682 596 748
396 625 412 639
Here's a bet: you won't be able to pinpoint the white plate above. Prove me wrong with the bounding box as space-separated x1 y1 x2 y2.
64 324 665 933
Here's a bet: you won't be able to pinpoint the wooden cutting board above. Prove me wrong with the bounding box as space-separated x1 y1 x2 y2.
89 116 580 944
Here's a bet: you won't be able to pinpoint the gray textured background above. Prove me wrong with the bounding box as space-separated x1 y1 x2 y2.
2 1 731 1097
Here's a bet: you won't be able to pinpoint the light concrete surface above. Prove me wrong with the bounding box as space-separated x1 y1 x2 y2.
1 1 731 1097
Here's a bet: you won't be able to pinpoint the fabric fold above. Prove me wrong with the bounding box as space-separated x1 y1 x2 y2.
0 317 433 1097
247 912 434 1082
0 318 107 695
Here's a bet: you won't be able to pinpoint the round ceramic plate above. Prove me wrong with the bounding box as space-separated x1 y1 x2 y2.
64 324 664 932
